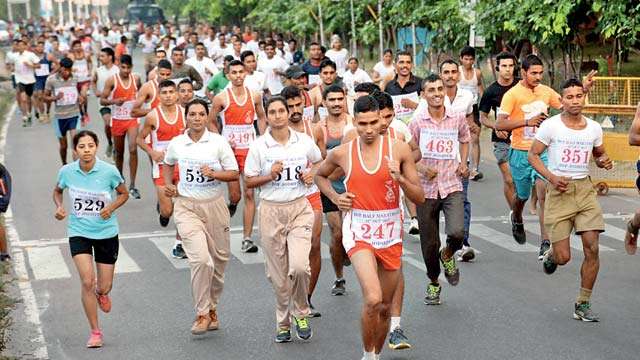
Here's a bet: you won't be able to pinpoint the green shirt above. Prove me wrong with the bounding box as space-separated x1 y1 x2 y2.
207 71 229 95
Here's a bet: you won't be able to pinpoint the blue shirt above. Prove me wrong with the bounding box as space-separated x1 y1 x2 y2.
57 159 124 239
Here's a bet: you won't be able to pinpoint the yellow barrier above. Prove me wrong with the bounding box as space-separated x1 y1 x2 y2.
584 77 640 115
590 132 637 195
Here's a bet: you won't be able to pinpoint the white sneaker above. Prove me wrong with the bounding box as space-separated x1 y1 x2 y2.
456 246 476 262
408 218 419 235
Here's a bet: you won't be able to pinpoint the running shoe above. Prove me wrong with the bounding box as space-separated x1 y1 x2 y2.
159 215 170 227
27 116 32 126
0 254 11 262
21 116 28 127
308 302 321 318
424 283 442 305
510 210 526 244
241 238 258 253
106 144 113 158
470 170 484 181
456 245 476 262
191 315 211 335
625 220 638 255
408 217 420 235
388 327 411 350
208 309 219 331
293 316 312 340
129 187 141 199
86 329 103 348
542 249 557 275
275 328 292 343
439 249 460 286
331 278 346 296
573 302 599 322
172 243 187 259
227 202 238 217
538 240 551 261
95 292 112 313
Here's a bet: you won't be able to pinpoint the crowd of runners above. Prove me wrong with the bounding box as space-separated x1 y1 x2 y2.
4 15 640 360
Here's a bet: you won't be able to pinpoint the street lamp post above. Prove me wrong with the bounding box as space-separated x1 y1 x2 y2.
378 0 383 61
350 0 356 57
318 1 325 46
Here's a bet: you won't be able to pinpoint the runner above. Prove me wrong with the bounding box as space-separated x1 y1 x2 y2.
325 35 348 76
241 50 266 95
315 95 423 359
146 48 168 81
301 42 323 86
409 74 470 305
100 55 143 199
244 96 322 342
169 47 203 91
12 38 41 127
177 79 195 106
384 51 423 235
184 42 218 99
257 41 288 97
163 98 239 335
33 40 55 124
92 47 120 159
137 26 159 76
495 54 569 258
529 78 612 322
458 46 485 181
206 55 233 97
309 59 343 122
209 60 267 252
53 130 129 348
311 84 353 295
280 85 323 317
68 39 93 125
131 59 173 119
44 57 87 165
342 57 373 97
478 52 518 210
283 66 314 125
626 102 640 255
372 49 395 85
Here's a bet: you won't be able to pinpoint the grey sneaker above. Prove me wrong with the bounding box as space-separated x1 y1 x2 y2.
440 250 460 286
293 316 312 340
457 246 476 262
172 244 187 259
129 187 141 199
241 238 258 253
538 240 551 261
424 283 441 305
542 249 557 275
275 328 292 343
388 327 411 350
331 278 346 296
573 302 599 322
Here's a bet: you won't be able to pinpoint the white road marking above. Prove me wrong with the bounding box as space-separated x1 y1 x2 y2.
471 224 538 252
603 224 627 242
148 236 189 269
523 223 615 252
115 245 141 273
26 246 71 280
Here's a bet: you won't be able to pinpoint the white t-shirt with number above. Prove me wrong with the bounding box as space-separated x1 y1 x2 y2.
535 114 603 179
244 129 322 202
164 129 239 200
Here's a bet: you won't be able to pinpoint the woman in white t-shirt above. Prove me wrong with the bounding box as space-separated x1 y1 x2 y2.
372 49 396 84
325 35 349 77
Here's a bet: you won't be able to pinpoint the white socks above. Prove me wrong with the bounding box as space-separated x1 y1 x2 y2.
362 351 375 360
389 316 401 332
174 239 181 247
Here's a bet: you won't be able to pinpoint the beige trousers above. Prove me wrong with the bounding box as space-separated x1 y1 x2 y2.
259 196 314 329
174 195 230 316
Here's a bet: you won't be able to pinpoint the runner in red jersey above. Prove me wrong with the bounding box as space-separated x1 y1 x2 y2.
315 95 423 360
131 59 173 119
281 85 323 317
209 60 267 253
100 55 142 199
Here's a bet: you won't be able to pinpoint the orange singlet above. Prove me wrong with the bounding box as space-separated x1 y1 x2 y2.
110 73 138 136
220 86 257 172
301 119 322 212
149 79 161 109
151 104 185 186
342 135 403 270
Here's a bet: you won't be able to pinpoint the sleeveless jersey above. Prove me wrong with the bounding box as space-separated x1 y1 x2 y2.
302 90 315 123
110 73 138 121
73 56 91 82
148 79 161 109
301 120 319 196
220 87 257 155
342 135 402 251
458 65 479 103
96 64 118 95
151 105 186 178
322 116 350 193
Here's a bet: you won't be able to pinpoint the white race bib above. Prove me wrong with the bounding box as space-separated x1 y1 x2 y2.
69 187 111 218
523 126 537 140
391 93 419 122
112 100 135 120
266 155 307 189
308 74 320 86
302 106 315 123
222 124 256 150
317 107 328 121
419 128 459 160
178 158 221 189
35 63 50 77
350 208 402 248
73 63 89 81
55 86 79 106
556 139 592 174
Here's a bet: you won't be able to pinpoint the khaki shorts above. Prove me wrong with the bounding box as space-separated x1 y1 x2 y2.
544 177 604 243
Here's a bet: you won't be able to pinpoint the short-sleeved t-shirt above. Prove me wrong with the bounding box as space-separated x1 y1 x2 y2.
45 74 81 119
13 51 41 85
258 56 288 95
206 71 229 95
535 114 603 179
499 82 562 150
57 159 124 239
478 80 517 143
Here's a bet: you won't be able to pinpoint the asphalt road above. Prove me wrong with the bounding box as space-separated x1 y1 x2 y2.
5 51 640 360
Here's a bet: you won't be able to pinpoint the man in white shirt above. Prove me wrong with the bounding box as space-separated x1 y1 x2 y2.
224 38 244 61
342 57 373 96
13 39 41 126
246 30 260 55
137 26 159 75
185 42 218 98
212 33 229 69
202 26 217 57
325 36 349 76
258 42 288 96
241 50 266 95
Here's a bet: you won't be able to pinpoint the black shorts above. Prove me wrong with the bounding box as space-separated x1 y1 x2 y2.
17 83 35 97
320 193 339 213
69 235 119 264
99 107 111 116
472 104 480 126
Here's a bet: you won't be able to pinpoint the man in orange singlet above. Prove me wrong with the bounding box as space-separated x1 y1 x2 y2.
315 95 424 360
131 59 173 118
100 55 142 199
209 60 267 253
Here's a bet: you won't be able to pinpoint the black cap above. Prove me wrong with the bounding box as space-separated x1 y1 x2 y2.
285 65 306 79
